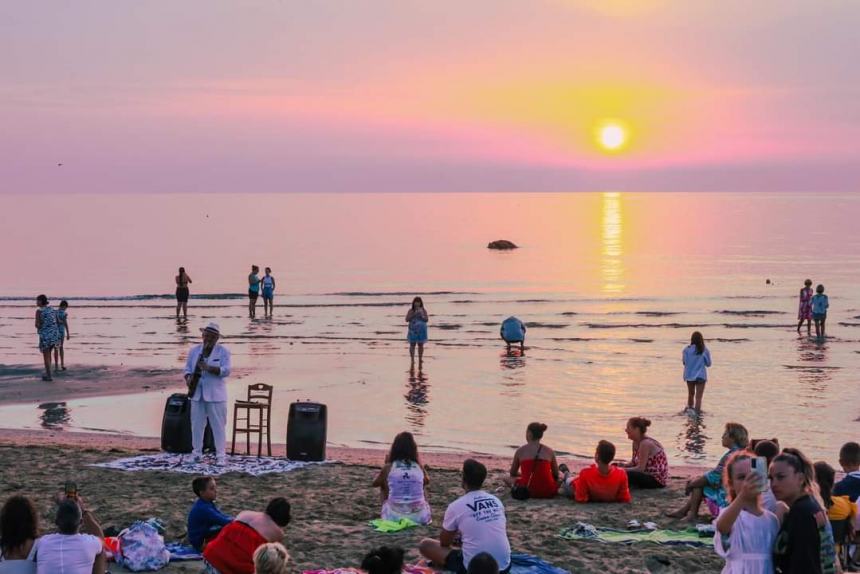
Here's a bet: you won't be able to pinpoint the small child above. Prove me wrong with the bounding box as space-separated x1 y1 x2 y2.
361 546 404 574
834 441 860 503
714 451 780 572
811 284 829 339
468 553 500 574
54 300 70 371
561 440 631 503
187 476 233 551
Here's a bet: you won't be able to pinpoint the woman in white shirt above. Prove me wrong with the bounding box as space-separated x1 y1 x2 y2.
683 331 712 414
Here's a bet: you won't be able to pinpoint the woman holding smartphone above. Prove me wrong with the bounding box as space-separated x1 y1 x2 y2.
406 297 429 368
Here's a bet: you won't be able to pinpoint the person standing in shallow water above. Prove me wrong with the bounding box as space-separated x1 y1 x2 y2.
35 294 60 381
248 265 261 319
176 267 192 319
796 279 813 335
261 267 276 318
682 331 711 413
406 297 429 368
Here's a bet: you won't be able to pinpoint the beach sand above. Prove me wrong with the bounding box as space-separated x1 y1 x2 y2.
0 430 724 574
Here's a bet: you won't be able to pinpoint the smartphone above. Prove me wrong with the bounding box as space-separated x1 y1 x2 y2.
64 481 78 500
750 456 768 489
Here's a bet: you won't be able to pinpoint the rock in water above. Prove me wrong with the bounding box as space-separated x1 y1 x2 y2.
487 240 518 250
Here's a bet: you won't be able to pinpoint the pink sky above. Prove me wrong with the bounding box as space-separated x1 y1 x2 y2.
2 0 859 193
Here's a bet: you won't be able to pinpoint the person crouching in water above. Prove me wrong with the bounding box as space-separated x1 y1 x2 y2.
500 316 526 353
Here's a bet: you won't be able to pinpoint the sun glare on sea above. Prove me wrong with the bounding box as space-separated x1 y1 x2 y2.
596 121 628 152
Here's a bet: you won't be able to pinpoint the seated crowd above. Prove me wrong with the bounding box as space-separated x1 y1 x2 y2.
0 427 856 574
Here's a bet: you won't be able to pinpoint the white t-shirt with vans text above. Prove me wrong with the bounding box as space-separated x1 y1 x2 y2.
442 490 511 570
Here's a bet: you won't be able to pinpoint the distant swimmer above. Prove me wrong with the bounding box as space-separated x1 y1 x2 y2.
500 316 526 352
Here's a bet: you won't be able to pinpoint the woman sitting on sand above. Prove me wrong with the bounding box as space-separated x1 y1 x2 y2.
666 422 748 521
0 495 39 573
372 432 431 525
618 417 669 489
713 451 781 574
507 422 559 499
203 497 290 574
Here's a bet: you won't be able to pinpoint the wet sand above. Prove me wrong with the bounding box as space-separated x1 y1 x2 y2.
0 430 723 574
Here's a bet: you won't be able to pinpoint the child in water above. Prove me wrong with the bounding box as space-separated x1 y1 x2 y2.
811 284 829 339
54 300 70 371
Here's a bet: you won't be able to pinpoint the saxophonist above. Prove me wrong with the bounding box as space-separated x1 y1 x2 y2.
184 322 232 464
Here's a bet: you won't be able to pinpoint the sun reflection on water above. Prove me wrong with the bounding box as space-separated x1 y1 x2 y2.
600 192 625 294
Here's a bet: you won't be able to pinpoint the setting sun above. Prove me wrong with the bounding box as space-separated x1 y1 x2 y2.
597 121 628 152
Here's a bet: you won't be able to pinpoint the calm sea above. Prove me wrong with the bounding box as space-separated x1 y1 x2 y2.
0 192 858 465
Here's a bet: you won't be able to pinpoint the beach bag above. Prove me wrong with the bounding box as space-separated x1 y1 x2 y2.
511 445 542 500
116 520 170 571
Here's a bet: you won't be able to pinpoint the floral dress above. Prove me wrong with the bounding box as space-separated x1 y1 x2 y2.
798 287 813 321
37 306 61 352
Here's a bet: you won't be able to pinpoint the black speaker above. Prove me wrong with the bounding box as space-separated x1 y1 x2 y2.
160 393 215 454
287 401 327 461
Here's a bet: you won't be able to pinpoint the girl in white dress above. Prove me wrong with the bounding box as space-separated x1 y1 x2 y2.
714 451 782 574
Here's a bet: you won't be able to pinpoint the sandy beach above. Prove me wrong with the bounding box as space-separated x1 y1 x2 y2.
0 428 724 574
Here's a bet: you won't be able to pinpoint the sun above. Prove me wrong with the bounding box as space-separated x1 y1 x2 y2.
596 121 629 152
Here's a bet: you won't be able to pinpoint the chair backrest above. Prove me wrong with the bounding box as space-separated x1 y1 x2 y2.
246 383 273 405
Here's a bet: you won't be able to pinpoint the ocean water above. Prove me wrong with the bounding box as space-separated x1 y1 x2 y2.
0 192 858 465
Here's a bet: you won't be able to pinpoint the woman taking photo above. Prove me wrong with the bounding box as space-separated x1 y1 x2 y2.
406 297 429 368
372 431 431 525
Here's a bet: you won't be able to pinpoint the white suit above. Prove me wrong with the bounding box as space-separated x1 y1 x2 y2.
184 343 232 457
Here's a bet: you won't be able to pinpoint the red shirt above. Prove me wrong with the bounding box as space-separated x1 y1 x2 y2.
573 464 631 503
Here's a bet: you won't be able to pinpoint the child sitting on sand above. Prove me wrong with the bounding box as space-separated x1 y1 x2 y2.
188 476 233 551
253 542 290 574
713 451 781 573
834 441 860 503
559 440 631 503
372 432 431 525
203 497 290 574
666 422 748 521
361 546 404 574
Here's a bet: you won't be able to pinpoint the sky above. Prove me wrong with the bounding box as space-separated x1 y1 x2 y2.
2 0 859 193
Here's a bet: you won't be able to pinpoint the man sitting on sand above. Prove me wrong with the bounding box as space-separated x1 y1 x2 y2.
188 476 233 551
559 440 631 503
419 459 511 574
34 498 106 574
500 317 526 352
203 497 290 574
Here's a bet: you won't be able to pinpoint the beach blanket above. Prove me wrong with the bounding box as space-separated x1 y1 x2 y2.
90 452 330 476
305 554 567 574
559 522 707 547
369 518 420 533
165 542 203 561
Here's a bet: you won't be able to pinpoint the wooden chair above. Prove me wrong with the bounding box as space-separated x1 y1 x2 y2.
231 383 273 457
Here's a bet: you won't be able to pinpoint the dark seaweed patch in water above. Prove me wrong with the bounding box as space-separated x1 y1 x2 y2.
782 364 842 370
720 323 793 329
560 311 578 316
328 291 477 297
629 338 654 343
712 338 751 343
549 337 596 342
524 322 568 329
435 323 462 330
838 322 860 327
714 310 786 316
476 321 500 326
634 311 681 317
582 322 708 329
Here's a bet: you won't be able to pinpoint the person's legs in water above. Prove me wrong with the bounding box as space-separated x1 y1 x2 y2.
693 382 706 412
42 349 53 380
814 316 821 338
686 381 695 410
58 340 65 370
409 342 416 366
820 316 826 338
417 342 424 366
177 301 181 319
53 345 59 371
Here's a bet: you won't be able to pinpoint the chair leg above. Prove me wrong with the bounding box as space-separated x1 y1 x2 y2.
230 405 237 455
266 408 272 457
257 408 263 458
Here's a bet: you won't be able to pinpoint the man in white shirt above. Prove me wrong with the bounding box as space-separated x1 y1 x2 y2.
184 322 232 464
419 459 511 574
35 499 105 574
